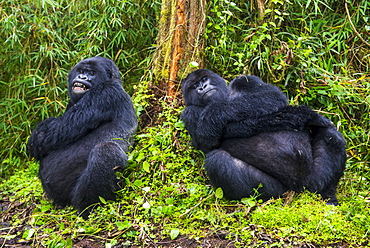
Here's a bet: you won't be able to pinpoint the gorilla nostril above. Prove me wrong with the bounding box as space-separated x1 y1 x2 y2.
199 83 208 91
78 75 88 80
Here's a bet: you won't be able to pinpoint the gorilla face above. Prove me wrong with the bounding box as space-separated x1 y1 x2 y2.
71 66 94 95
182 69 228 106
67 57 120 104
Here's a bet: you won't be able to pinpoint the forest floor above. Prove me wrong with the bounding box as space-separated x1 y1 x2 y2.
0 196 358 248
1 87 368 248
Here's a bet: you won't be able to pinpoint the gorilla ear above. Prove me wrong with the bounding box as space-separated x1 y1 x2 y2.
106 65 120 80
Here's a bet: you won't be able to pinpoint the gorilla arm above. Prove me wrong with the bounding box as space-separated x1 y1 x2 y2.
193 92 287 152
181 105 206 151
28 81 125 160
194 103 333 153
223 105 334 139
193 102 233 153
193 74 289 152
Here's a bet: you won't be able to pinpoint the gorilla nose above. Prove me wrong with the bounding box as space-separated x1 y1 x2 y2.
78 74 88 80
198 82 208 91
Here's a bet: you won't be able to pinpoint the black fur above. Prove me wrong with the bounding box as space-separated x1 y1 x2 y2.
28 57 137 218
181 69 346 204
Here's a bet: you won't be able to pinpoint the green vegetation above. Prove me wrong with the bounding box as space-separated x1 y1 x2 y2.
0 0 159 167
1 0 369 247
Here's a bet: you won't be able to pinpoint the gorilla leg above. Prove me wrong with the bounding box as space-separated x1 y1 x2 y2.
219 132 314 192
71 141 128 218
304 126 346 204
205 149 288 201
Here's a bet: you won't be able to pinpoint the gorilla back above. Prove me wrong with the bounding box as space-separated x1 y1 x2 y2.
28 57 137 218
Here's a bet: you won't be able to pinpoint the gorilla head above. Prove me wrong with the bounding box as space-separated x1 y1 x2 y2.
229 75 288 104
229 75 274 93
182 69 229 106
67 56 121 104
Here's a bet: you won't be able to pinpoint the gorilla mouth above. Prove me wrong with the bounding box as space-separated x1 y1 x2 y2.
72 82 91 94
202 89 217 98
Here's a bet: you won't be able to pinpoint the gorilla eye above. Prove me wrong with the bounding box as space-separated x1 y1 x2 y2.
88 71 95 76
201 77 208 82
192 83 199 89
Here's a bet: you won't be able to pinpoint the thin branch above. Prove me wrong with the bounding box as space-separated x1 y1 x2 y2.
345 1 370 47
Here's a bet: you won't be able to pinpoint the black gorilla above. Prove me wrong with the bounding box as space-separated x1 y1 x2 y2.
181 69 346 204
193 74 334 152
28 56 137 218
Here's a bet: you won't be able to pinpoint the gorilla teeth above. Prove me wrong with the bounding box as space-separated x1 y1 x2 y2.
73 82 87 91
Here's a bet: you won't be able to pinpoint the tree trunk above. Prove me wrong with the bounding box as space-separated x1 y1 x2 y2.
257 0 265 19
150 0 206 99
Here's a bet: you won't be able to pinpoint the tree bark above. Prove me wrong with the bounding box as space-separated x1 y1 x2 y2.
150 0 206 99
257 0 265 19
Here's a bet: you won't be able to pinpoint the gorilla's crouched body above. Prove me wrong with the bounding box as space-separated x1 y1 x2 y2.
28 57 137 218
181 69 346 204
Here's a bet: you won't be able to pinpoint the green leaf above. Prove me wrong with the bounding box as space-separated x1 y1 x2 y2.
22 228 36 239
143 161 150 173
40 204 52 212
99 196 107 204
170 228 180 240
116 220 132 230
241 197 256 207
215 187 224 199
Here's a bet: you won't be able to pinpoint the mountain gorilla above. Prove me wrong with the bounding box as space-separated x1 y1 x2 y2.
181 69 346 204
28 56 137 218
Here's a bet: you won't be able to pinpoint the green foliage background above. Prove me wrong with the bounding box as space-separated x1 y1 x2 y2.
0 0 159 168
0 0 369 247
